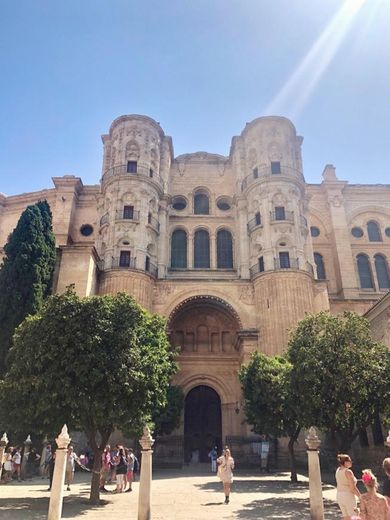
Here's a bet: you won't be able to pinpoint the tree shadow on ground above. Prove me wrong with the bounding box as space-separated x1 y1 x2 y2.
196 478 333 495
0 495 110 520
234 497 340 519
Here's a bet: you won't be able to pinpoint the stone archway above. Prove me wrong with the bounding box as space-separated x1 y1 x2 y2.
168 295 242 354
184 385 222 463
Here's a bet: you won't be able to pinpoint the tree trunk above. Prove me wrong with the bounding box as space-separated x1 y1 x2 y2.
288 437 298 483
88 430 111 504
89 448 102 504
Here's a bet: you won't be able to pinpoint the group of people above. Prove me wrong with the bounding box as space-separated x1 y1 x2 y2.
100 444 139 494
2 446 23 482
336 454 390 519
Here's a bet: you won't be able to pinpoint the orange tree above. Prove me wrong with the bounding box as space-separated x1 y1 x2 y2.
239 352 301 482
0 288 177 504
287 311 389 453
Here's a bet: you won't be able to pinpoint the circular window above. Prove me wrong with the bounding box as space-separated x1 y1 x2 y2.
217 197 232 211
172 196 187 211
351 227 364 238
80 224 93 237
385 227 390 238
310 226 320 237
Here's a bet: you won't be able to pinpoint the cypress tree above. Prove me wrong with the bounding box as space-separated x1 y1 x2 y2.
0 200 56 374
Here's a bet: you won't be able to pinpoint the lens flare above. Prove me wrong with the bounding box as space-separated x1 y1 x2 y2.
264 0 367 119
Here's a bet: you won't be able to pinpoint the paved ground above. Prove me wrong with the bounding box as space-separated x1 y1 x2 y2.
0 467 341 519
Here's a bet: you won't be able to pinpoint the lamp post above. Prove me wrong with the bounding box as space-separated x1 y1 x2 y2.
305 427 325 520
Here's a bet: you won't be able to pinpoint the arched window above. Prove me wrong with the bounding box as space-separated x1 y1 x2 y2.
194 230 210 268
194 193 209 215
171 230 187 268
314 253 326 280
374 254 390 289
367 221 382 242
357 254 374 289
217 230 233 268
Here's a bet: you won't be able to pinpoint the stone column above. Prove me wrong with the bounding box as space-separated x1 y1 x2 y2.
321 167 357 298
21 434 32 479
237 197 250 278
157 197 169 278
305 427 325 520
47 425 71 520
138 427 155 520
210 232 216 269
0 432 9 481
40 435 49 476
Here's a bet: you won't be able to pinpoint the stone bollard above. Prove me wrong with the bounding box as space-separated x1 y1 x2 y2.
47 425 71 520
0 432 9 481
305 427 325 520
21 434 32 479
40 436 49 476
138 427 155 520
385 430 390 448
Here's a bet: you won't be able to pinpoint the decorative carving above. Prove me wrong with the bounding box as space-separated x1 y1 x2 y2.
239 286 255 305
154 284 173 304
268 141 282 161
329 194 342 207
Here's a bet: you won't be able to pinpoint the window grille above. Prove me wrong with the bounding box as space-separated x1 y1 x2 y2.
171 230 187 268
217 230 233 268
194 230 210 268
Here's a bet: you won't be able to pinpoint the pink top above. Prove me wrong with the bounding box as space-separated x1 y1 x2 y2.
360 493 390 520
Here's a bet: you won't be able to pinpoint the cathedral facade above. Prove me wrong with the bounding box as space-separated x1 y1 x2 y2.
1 114 389 462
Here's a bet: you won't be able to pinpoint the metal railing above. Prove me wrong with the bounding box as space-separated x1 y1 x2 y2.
115 209 140 221
250 257 315 278
247 215 262 232
146 262 158 277
147 214 160 233
102 163 164 190
241 164 304 191
98 256 158 277
270 210 294 222
100 212 109 226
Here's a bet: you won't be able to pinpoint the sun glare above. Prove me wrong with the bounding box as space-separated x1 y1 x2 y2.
264 0 367 119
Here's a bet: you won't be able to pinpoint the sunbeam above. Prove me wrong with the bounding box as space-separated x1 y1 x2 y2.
264 0 367 119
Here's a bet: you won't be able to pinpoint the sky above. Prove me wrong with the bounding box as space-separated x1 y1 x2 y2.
1 0 389 196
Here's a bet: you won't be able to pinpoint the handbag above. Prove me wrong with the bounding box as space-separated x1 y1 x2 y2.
217 463 225 477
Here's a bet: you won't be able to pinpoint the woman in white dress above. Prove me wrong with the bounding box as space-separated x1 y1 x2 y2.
217 447 235 504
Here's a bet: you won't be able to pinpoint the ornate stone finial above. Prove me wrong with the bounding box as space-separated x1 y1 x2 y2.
42 435 48 444
385 430 390 447
24 434 32 445
305 426 321 451
322 164 338 182
56 425 71 450
1 432 8 445
139 426 155 451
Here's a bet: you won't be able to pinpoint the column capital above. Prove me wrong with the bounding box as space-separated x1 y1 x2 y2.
139 426 155 451
55 425 71 450
0 432 8 447
305 426 321 451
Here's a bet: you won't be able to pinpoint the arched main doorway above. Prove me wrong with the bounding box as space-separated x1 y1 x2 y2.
184 385 222 463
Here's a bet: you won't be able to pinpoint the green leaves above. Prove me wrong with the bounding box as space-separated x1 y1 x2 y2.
0 200 56 375
286 311 390 448
0 289 178 446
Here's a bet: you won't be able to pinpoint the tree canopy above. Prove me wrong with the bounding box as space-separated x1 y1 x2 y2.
152 385 184 437
286 311 390 451
0 289 177 502
0 200 56 374
239 352 301 481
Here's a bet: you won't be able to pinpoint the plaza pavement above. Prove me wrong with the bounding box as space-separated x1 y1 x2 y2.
0 466 341 519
